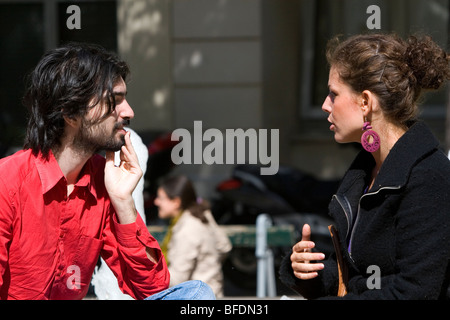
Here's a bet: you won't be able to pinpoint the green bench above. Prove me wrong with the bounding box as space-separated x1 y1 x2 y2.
147 224 296 247
148 215 296 298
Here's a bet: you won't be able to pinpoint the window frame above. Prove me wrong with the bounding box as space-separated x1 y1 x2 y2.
298 0 449 120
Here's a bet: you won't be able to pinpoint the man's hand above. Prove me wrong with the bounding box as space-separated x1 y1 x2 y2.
291 224 326 280
105 131 143 224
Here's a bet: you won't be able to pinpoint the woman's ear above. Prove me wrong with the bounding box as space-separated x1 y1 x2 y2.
173 196 182 210
361 90 380 117
165 196 182 212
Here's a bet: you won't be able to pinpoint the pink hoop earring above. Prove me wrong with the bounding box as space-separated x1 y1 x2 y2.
361 121 380 153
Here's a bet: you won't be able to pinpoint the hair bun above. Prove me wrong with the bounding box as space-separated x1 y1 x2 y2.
405 35 450 90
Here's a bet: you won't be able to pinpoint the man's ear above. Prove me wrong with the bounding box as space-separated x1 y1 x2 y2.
63 115 81 129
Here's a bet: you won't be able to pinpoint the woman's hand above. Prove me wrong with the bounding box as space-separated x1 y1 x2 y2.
291 224 326 280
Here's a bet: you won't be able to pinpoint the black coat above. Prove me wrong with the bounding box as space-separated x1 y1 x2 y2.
279 121 450 299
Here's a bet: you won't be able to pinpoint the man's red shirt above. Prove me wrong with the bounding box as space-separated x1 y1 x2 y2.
0 149 169 299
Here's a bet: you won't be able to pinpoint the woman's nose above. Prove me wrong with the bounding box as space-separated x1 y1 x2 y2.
322 95 332 114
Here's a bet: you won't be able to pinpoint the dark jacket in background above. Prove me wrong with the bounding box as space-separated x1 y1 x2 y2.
279 121 450 299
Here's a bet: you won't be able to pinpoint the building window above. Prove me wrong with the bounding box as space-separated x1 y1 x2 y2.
300 0 449 119
0 0 117 153
0 2 45 150
58 1 117 51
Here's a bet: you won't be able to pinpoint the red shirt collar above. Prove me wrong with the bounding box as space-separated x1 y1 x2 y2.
34 150 98 198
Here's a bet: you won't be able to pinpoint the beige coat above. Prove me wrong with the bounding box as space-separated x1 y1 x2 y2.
167 210 232 297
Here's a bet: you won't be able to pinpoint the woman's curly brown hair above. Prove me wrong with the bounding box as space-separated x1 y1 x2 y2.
326 33 450 127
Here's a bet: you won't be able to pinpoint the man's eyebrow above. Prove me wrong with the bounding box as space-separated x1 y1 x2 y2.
113 91 127 96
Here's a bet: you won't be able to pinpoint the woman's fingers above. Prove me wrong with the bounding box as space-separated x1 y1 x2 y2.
290 223 326 280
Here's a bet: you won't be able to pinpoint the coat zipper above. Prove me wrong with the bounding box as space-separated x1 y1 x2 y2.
332 194 352 239
333 185 402 262
348 185 402 256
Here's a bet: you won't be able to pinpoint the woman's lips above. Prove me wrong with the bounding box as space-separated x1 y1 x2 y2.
327 118 335 131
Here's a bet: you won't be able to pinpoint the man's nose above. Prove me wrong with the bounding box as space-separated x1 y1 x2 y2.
118 99 134 119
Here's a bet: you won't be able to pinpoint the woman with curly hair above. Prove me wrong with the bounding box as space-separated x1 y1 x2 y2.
280 33 450 299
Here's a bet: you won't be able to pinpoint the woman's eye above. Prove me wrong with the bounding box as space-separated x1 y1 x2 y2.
329 91 337 101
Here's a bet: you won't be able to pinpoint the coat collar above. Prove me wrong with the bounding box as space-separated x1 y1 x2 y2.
372 121 439 190
340 121 440 194
330 121 440 241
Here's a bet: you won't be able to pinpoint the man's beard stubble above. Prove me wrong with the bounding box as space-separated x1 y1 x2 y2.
73 119 130 155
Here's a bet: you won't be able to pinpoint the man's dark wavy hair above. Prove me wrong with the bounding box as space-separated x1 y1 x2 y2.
23 42 130 159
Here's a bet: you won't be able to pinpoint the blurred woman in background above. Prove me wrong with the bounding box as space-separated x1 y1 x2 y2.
155 175 232 298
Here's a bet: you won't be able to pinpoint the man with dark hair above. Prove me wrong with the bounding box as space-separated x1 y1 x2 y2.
0 43 214 300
